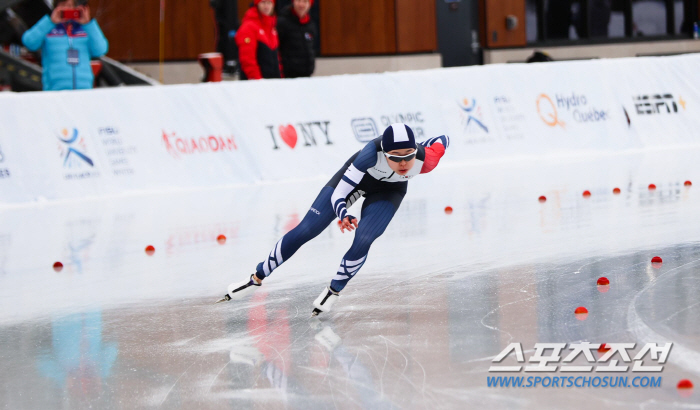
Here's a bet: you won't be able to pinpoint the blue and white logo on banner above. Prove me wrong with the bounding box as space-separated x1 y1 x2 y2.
351 118 379 142
57 128 94 168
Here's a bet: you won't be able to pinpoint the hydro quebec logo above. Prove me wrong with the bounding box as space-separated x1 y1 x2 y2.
266 121 332 149
351 113 426 143
56 128 99 180
537 93 609 129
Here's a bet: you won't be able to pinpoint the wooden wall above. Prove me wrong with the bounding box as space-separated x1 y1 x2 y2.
238 0 251 25
320 0 437 56
480 0 527 48
90 0 217 61
396 0 437 53
87 0 437 61
320 0 397 55
88 0 700 61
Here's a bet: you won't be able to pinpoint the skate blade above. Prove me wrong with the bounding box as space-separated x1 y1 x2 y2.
214 294 231 304
311 308 322 317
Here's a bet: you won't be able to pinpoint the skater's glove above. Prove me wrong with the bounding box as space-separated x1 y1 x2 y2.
338 215 358 233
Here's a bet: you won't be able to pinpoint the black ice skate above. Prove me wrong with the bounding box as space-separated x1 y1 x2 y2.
311 286 339 316
215 274 262 303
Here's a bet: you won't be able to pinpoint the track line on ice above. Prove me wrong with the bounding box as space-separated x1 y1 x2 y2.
380 337 389 398
661 299 700 323
627 257 700 376
157 361 196 408
380 335 432 408
207 362 229 393
479 293 539 345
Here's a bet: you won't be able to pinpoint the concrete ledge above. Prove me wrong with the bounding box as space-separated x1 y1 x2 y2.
484 39 700 64
128 62 204 85
127 53 443 84
314 53 442 76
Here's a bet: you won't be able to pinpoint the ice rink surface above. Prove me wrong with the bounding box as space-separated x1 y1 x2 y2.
1 147 699 409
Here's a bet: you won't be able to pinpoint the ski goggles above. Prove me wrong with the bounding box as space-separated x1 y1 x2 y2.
384 150 417 163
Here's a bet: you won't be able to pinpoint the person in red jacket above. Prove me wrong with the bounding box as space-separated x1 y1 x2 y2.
235 0 282 80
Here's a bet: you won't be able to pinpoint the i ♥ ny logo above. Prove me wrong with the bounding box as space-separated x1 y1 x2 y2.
266 121 332 150
278 124 298 148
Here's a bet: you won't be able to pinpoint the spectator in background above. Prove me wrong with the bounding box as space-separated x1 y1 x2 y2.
210 0 239 75
236 0 281 80
526 50 554 63
21 0 107 91
546 0 611 39
277 0 317 78
589 0 611 37
545 0 572 39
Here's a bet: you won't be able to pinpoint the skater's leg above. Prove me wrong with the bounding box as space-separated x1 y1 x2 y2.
330 190 405 292
255 186 337 280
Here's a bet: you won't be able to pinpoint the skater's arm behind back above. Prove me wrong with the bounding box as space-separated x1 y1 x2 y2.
330 140 379 220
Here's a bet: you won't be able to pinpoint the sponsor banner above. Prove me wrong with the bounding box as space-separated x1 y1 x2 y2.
100 127 137 176
536 92 611 129
266 121 332 149
0 54 699 204
0 142 9 180
56 127 100 180
631 93 686 116
351 111 427 143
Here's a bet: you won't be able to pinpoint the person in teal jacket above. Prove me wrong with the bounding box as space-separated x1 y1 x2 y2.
22 0 108 91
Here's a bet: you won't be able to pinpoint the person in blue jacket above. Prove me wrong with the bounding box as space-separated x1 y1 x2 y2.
22 0 108 91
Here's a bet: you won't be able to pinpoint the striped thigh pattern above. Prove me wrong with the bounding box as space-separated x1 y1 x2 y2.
330 190 404 292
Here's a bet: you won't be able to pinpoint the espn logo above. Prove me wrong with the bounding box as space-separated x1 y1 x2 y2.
351 118 379 142
633 94 681 115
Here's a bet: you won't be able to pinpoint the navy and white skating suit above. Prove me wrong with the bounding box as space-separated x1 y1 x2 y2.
253 130 450 293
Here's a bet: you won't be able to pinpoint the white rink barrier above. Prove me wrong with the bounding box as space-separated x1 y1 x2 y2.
1 53 700 204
